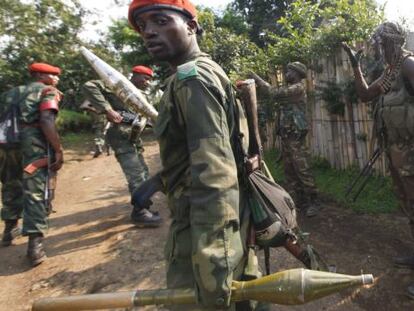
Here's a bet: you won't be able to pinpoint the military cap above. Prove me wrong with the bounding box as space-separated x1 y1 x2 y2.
132 65 154 77
287 62 307 79
29 63 61 75
128 0 197 32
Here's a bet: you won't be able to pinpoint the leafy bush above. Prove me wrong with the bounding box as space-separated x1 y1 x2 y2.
56 109 92 133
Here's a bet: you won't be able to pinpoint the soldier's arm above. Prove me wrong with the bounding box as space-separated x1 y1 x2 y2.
342 43 382 101
82 81 122 123
402 56 414 93
176 78 242 309
266 83 305 101
39 88 63 171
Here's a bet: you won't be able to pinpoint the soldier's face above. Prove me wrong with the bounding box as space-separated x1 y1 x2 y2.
285 68 299 84
37 73 60 86
131 73 152 90
135 10 194 63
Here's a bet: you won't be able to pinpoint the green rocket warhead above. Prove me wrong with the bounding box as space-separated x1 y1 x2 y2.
32 268 374 310
80 47 158 121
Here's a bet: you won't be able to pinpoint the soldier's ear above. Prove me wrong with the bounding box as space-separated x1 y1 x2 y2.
187 20 198 35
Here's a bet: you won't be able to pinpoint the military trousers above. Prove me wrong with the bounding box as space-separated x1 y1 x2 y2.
164 192 269 311
0 147 24 221
386 143 414 237
90 112 107 150
106 125 149 195
281 134 318 207
20 129 53 236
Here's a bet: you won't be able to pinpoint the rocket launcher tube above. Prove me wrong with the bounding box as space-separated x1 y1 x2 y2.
32 269 374 310
80 47 158 121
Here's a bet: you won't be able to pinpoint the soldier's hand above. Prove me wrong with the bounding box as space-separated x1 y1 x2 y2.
131 174 163 210
50 150 64 171
247 70 269 88
342 42 363 67
106 109 123 123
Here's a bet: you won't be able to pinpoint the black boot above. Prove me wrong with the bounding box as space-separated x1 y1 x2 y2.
2 219 20 247
27 234 46 267
93 145 103 158
407 282 414 299
305 195 321 217
131 208 162 228
393 254 414 269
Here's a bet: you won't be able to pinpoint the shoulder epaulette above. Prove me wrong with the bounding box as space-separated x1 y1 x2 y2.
177 61 198 80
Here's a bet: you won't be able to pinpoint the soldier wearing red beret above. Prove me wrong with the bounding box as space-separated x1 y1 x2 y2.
128 1 268 310
82 64 161 227
0 62 63 267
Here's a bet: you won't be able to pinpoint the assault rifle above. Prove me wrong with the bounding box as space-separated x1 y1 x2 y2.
344 147 382 202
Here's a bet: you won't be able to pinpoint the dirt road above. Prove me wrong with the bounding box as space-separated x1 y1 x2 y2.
1 134 414 310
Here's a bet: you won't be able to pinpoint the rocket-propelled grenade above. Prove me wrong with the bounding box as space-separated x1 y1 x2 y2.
32 268 374 311
80 46 158 121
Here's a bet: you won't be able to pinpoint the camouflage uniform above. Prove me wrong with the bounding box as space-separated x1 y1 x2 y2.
154 53 264 310
82 80 149 195
257 80 318 209
17 82 62 235
90 112 107 154
379 51 414 235
0 90 24 223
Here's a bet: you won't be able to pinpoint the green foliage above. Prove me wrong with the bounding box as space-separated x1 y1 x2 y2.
320 81 346 116
314 163 397 214
56 109 92 133
266 0 384 66
232 0 296 46
198 8 269 81
264 149 397 214
0 0 118 106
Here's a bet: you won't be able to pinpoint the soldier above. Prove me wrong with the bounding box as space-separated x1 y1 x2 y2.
0 97 24 248
250 63 320 217
343 22 414 297
128 1 268 310
11 62 64 266
79 100 109 158
82 65 161 227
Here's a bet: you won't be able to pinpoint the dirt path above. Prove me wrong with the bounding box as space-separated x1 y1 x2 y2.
0 134 414 310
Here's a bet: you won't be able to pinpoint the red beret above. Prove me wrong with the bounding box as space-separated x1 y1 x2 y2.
128 0 197 32
132 65 154 77
29 63 61 75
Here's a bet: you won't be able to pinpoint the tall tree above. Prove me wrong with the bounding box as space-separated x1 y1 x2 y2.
0 0 117 107
232 0 295 46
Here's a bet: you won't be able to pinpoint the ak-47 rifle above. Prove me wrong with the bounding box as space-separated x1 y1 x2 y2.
345 147 382 202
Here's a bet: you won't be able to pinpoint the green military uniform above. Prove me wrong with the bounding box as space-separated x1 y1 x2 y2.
90 112 107 153
18 82 62 235
0 90 24 223
154 53 264 311
82 80 149 195
379 51 414 235
257 80 318 209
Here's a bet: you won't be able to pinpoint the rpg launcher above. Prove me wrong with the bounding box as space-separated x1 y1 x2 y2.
80 47 158 122
32 268 373 310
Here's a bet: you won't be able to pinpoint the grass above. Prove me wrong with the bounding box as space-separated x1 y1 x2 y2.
62 131 94 146
264 149 398 214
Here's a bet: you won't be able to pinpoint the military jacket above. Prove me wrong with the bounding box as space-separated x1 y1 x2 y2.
258 81 308 134
3 82 61 125
13 82 62 165
380 52 414 144
154 53 244 307
82 80 133 114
